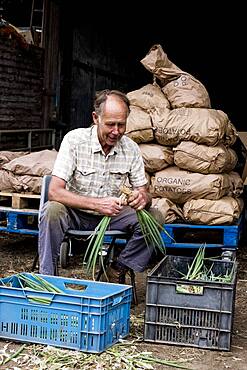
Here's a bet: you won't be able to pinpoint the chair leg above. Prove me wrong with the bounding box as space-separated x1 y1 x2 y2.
129 269 138 305
31 252 39 272
96 237 116 281
54 262 59 276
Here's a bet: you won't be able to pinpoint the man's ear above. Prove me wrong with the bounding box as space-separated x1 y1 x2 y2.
92 111 98 124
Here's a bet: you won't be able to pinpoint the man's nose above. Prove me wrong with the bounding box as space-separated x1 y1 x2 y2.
112 124 120 134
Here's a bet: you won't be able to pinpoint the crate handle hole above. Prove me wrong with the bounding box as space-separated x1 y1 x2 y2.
64 283 87 291
112 296 123 306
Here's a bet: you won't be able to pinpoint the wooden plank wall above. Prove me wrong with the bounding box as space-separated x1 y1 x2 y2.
0 35 44 132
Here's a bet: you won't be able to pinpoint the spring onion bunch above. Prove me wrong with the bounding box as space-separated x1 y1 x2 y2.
184 244 206 281
83 186 171 279
83 215 111 277
17 272 63 304
184 244 235 283
121 186 170 255
17 273 62 293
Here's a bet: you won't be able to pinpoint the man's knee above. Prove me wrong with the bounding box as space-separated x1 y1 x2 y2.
42 201 67 222
125 209 142 234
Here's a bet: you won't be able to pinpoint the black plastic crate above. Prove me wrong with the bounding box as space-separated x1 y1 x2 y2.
144 255 237 351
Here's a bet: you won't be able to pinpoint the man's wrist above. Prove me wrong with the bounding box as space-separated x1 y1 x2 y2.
145 193 152 209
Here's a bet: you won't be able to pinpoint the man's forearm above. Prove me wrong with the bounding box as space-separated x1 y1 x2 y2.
49 186 99 211
49 184 123 216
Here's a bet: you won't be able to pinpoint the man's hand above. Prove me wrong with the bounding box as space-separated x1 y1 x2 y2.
96 197 124 216
127 187 152 211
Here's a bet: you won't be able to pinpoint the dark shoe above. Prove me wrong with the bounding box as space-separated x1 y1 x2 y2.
101 264 128 284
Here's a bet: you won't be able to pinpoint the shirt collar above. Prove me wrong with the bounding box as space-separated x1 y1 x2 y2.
91 125 101 153
91 125 121 155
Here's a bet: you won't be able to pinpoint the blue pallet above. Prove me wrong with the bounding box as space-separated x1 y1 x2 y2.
0 207 38 236
104 214 244 250
161 213 244 249
0 273 132 353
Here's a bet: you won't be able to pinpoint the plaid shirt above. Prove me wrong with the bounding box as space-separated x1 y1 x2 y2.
52 125 147 200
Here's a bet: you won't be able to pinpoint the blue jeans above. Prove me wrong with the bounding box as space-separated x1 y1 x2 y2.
38 201 153 275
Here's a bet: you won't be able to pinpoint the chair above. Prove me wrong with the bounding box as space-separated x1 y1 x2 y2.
33 175 138 304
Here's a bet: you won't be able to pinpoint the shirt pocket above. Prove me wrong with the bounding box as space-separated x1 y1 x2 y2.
109 169 129 196
73 167 96 194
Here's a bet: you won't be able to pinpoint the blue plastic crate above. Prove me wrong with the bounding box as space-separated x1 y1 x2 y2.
0 273 132 353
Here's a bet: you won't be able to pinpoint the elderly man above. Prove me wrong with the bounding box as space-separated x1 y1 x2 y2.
38 89 152 283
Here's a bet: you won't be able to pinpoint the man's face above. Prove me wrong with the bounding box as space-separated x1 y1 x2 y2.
93 96 128 149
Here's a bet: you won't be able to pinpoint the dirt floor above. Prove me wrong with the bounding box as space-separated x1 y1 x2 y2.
0 233 247 370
